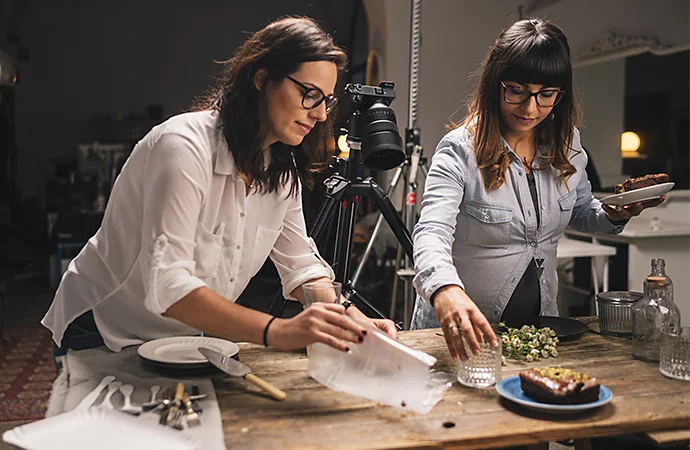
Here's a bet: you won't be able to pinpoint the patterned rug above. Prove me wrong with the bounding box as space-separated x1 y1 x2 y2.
0 326 56 422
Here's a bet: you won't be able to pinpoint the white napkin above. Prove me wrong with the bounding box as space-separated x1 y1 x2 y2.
43 345 225 450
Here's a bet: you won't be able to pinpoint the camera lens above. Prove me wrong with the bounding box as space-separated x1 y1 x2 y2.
360 103 404 171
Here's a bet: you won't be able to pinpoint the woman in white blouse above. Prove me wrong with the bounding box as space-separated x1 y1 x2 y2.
43 17 396 356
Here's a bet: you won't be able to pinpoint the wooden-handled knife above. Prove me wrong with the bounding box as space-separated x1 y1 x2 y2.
198 347 286 401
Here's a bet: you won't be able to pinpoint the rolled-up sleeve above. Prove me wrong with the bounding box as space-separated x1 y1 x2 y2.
270 182 334 300
412 136 467 304
568 129 627 235
141 131 210 315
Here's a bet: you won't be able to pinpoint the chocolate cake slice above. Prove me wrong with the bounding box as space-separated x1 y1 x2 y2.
614 173 669 194
519 367 600 404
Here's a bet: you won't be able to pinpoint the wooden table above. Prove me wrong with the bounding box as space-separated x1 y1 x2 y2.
214 317 689 450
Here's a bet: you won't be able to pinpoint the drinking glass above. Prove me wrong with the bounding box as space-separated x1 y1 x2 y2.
302 281 342 358
660 325 690 381
302 281 342 307
456 337 502 388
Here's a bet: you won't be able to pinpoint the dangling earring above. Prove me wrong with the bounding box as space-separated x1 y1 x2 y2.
550 113 555 120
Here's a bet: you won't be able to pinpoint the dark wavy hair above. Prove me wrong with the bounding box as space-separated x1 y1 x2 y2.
195 17 347 196
463 18 581 191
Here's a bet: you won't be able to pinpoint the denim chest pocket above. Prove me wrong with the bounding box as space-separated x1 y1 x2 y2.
552 190 576 240
465 201 513 248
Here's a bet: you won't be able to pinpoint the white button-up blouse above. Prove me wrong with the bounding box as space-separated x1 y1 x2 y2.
42 110 333 351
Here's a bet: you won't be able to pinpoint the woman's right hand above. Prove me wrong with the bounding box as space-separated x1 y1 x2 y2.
267 302 368 352
432 285 499 361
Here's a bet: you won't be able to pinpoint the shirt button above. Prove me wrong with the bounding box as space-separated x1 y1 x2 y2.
530 241 537 247
236 245 241 250
230 277 235 282
541 205 547 210
484 213 490 219
239 212 245 218
518 171 523 176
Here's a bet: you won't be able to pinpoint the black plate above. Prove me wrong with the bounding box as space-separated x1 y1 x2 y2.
139 358 223 377
501 316 589 340
139 352 240 377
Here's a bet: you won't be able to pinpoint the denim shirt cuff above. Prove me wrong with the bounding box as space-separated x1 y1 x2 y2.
413 264 465 306
601 210 628 234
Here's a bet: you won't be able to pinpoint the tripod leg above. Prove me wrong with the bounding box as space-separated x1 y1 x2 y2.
389 244 403 320
367 179 414 261
266 290 288 318
352 166 403 286
346 284 402 331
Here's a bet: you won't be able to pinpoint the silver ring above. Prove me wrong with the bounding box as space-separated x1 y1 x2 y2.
447 324 459 330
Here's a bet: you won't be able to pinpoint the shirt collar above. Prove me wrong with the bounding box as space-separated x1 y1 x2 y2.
214 136 238 178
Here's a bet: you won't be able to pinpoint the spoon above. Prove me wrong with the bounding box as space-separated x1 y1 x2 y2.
119 384 142 415
100 381 122 409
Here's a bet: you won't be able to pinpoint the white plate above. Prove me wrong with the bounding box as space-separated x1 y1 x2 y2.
495 376 613 414
138 336 239 365
2 408 197 450
600 182 674 206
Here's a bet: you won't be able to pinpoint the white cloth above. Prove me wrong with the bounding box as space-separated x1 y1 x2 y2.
42 110 333 351
46 345 225 450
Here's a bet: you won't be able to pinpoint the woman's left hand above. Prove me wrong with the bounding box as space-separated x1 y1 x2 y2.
368 318 399 340
602 195 666 222
344 304 398 340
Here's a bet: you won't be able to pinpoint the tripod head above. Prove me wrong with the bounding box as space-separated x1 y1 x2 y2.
338 81 404 173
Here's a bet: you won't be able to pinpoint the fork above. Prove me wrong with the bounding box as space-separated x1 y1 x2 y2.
182 395 201 428
165 382 186 430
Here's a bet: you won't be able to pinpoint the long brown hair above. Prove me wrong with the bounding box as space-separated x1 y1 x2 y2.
195 17 347 196
463 19 581 191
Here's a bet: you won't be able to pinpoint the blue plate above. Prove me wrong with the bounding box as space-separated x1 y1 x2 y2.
496 376 612 413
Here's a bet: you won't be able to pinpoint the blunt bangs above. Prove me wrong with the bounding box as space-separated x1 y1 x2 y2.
500 36 570 88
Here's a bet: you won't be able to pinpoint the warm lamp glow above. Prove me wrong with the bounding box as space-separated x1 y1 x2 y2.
337 134 350 157
621 131 641 153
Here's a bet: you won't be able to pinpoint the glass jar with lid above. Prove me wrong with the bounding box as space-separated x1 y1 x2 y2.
632 276 682 362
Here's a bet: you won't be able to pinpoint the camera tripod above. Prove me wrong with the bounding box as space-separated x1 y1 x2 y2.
352 0 427 329
267 140 414 328
350 128 427 329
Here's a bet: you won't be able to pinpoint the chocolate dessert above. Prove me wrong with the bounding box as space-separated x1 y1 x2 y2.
519 367 600 404
614 173 669 194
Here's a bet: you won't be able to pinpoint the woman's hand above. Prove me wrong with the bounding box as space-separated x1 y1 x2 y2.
602 195 666 222
368 318 399 340
432 285 499 361
340 299 398 340
267 302 367 352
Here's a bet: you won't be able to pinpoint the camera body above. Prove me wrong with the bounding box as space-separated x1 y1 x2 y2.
342 81 397 111
339 81 404 171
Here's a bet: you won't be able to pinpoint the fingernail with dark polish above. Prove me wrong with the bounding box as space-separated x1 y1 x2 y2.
345 347 351 352
361 330 367 335
358 336 363 342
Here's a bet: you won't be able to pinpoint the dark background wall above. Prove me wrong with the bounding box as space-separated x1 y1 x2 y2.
3 1 363 205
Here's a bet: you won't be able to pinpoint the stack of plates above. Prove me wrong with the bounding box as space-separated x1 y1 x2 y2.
138 336 239 376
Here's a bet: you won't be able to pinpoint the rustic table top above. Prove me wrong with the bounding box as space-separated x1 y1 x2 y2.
214 317 690 450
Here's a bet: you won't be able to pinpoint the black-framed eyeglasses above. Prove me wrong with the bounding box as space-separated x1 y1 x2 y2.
285 75 338 113
500 81 565 107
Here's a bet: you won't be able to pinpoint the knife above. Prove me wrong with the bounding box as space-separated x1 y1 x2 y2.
198 347 286 401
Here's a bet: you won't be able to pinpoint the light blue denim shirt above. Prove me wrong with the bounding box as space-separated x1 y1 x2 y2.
411 126 625 328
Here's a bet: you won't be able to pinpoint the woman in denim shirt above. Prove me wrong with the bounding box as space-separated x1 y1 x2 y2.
411 19 664 360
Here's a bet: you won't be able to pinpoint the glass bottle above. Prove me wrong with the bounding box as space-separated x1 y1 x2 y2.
632 276 682 362
643 258 673 303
